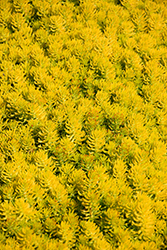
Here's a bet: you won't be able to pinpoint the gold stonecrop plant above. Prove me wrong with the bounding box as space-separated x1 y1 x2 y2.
0 0 167 249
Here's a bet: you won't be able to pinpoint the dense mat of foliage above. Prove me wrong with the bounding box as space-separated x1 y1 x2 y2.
0 0 167 249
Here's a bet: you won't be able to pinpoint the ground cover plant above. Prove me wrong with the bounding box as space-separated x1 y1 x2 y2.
0 0 167 249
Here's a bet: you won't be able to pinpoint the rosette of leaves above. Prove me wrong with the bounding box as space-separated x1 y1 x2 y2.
129 193 156 241
87 128 106 156
2 94 32 124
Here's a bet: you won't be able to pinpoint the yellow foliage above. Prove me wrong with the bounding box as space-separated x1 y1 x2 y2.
0 0 166 249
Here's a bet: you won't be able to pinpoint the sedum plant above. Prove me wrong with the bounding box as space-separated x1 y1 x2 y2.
0 0 167 249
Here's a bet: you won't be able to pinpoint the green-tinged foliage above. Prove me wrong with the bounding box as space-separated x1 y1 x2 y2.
0 0 167 249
